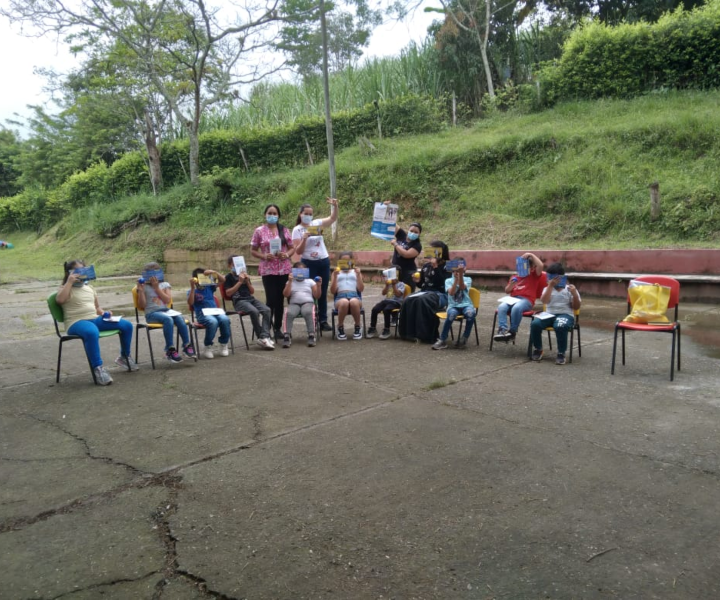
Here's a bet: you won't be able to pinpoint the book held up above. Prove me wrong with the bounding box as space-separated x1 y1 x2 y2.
232 256 247 275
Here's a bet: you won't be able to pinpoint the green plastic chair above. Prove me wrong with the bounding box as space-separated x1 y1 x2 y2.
48 292 121 385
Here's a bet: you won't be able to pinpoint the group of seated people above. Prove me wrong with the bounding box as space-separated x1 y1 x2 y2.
56 242 580 386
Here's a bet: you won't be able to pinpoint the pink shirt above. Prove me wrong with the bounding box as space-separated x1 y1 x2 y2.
251 224 293 276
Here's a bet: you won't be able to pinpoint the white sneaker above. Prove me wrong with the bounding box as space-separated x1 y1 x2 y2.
219 343 230 357
257 337 274 350
203 347 214 359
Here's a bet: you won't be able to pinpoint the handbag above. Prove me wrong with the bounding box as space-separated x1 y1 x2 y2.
623 280 671 324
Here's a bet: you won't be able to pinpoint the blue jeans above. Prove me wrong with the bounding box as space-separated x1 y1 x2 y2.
440 305 476 341
67 316 134 369
305 257 330 323
497 297 533 333
196 313 231 347
146 310 191 351
531 313 575 354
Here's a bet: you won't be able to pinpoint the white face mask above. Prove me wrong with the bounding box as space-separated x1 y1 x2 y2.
301 214 313 225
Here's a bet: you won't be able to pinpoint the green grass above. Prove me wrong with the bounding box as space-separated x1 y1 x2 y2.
4 90 720 283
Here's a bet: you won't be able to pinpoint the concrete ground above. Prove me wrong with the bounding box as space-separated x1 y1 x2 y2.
1 279 720 600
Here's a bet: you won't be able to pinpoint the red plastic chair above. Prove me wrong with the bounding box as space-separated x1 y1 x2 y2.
611 275 681 381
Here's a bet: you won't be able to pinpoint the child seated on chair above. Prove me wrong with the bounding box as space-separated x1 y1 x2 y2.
188 267 231 359
137 262 195 363
367 275 406 340
225 256 274 351
529 262 581 365
282 262 321 348
494 251 547 343
331 251 364 340
433 261 475 350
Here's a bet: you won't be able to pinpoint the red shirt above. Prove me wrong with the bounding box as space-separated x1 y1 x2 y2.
510 270 547 304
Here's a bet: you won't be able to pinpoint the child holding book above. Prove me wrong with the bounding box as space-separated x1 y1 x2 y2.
282 262 322 348
137 261 195 363
367 270 406 340
432 261 475 350
224 256 274 350
188 267 231 359
529 263 581 365
330 251 364 340
494 252 547 343
56 260 137 385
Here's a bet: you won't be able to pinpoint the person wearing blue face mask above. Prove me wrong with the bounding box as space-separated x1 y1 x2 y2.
55 259 137 385
529 262 581 365
390 221 423 292
292 197 339 332
251 204 297 341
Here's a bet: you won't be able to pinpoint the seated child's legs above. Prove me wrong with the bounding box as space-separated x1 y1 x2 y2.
235 298 262 337
552 314 575 354
216 314 231 345
284 304 301 336
496 302 511 331
335 298 349 324
97 315 133 358
197 314 219 346
461 305 476 338
440 306 460 341
509 298 533 333
251 298 272 339
67 319 102 368
300 302 315 335
349 298 362 325
530 316 549 350
172 315 191 347
146 310 176 351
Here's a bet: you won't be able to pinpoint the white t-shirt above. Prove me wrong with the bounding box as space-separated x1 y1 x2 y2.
290 278 316 305
144 282 172 315
336 270 358 294
543 286 580 315
292 219 328 261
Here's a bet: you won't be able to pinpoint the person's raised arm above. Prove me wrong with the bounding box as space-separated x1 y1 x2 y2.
245 274 255 296
206 269 225 285
568 284 581 310
151 277 171 305
136 281 147 310
283 274 294 299
56 272 80 305
312 280 322 299
355 268 364 293
523 252 543 276
329 269 339 295
319 197 338 228
225 274 243 297
187 278 197 306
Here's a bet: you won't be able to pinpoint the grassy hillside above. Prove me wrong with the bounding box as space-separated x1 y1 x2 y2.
2 90 720 283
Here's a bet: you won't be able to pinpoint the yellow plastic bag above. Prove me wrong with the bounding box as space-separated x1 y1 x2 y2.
623 281 670 324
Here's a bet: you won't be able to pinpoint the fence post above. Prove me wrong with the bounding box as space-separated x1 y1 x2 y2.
649 182 661 221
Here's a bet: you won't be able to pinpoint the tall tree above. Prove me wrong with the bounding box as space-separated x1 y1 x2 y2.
0 129 22 197
541 0 706 24
2 0 288 185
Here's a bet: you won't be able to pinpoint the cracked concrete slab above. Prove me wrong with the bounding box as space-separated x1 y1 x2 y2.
0 486 167 599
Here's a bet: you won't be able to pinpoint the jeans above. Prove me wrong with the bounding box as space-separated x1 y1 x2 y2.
283 303 315 336
233 297 272 339
305 257 330 323
67 316 134 369
440 305 476 341
146 310 191 351
195 313 231 347
497 297 533 332
531 313 575 354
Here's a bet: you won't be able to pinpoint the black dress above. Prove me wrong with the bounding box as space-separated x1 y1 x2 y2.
398 263 449 343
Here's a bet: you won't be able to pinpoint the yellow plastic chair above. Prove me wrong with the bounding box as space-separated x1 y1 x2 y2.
436 287 481 345
48 292 121 385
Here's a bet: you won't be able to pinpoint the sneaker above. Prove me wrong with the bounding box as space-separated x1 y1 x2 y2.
93 365 113 386
432 339 448 350
379 328 391 340
493 328 509 342
282 335 291 348
508 331 517 341
337 326 347 341
320 321 333 332
274 329 284 341
366 327 377 339
307 335 316 347
531 348 544 362
115 355 139 371
203 347 214 359
166 348 183 363
353 326 362 340
182 345 196 359
556 353 566 365
455 337 468 349
219 343 230 357
257 337 273 350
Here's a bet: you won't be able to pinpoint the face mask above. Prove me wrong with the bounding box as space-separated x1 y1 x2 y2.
295 276 305 282
301 214 313 225
72 281 86 288
266 215 279 224
407 232 419 241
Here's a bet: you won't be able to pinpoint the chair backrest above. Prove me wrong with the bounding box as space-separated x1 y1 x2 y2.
220 283 231 301
469 287 480 309
627 275 680 321
47 292 65 338
132 285 174 319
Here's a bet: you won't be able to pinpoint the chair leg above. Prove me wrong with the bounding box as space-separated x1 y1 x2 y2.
57 342 63 383
569 328 574 364
670 330 676 382
238 316 250 351
547 330 552 351
677 324 681 372
611 325 619 375
489 312 498 350
449 319 455 341
228 327 235 354
135 327 140 365
85 351 98 385
361 310 367 337
193 326 201 359
146 328 156 370
331 311 336 340
621 329 626 365
576 324 582 357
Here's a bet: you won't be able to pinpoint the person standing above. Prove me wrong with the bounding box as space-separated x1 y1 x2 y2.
390 222 422 292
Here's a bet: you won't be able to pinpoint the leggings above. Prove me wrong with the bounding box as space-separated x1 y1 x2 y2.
67 316 134 369
262 274 289 332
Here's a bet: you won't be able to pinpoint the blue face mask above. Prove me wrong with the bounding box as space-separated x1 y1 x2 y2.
301 214 313 225
407 232 419 241
266 215 279 224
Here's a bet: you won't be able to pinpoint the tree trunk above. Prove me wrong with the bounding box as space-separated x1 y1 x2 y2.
479 0 495 99
144 110 163 195
320 0 337 241
188 121 200 185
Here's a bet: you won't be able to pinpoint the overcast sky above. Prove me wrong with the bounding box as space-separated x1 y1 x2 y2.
0 8 438 135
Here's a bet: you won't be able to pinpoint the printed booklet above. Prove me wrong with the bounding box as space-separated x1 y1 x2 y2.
370 202 398 241
232 256 247 275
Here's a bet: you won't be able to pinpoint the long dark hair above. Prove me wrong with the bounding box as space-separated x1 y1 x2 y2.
62 259 84 284
264 204 288 248
295 203 314 226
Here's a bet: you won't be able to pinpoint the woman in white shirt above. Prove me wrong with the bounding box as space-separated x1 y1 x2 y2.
330 251 364 341
292 197 339 332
